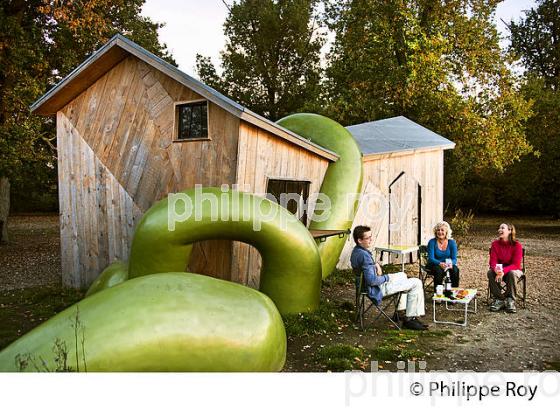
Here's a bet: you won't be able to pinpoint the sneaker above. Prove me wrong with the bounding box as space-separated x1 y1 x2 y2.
489 299 505 312
403 318 426 331
505 297 517 313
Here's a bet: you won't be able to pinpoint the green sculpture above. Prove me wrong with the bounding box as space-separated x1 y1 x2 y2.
0 273 286 371
85 260 128 297
128 187 322 315
277 113 363 278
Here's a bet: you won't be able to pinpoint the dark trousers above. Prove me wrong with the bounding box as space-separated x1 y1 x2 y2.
487 269 517 300
429 264 460 287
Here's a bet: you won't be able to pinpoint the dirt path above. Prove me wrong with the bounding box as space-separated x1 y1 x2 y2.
0 215 61 291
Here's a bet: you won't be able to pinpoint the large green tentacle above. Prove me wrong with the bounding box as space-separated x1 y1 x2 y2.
0 273 286 372
277 113 363 278
128 187 322 315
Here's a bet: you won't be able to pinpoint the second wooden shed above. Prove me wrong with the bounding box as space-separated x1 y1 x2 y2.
337 116 455 269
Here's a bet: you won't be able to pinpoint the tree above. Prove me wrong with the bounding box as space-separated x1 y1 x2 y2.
509 0 560 89
502 0 560 216
324 0 533 206
196 0 325 120
0 0 174 242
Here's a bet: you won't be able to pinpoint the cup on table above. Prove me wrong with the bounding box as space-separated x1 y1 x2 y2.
445 258 453 270
436 285 444 296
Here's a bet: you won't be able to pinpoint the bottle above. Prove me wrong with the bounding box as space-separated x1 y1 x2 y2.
444 271 453 298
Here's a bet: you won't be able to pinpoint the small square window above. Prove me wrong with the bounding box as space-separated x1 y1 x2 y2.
177 101 208 140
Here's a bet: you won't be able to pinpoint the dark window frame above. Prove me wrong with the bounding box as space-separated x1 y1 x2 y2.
266 178 311 226
175 100 209 141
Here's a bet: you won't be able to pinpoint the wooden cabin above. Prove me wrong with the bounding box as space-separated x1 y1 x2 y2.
337 116 455 269
31 35 338 289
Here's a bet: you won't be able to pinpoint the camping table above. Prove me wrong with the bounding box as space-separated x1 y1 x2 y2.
309 229 350 242
432 288 478 327
374 245 419 273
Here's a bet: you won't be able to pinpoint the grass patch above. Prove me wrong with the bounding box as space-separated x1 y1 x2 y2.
315 344 369 372
323 269 354 288
0 286 84 350
371 345 425 361
422 330 453 338
370 329 452 362
544 361 560 371
283 298 354 338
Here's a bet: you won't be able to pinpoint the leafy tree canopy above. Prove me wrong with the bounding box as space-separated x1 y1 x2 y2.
501 0 560 216
509 0 560 89
196 0 325 121
325 0 533 178
0 0 173 187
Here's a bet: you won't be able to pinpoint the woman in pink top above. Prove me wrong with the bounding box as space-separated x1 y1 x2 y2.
487 223 523 313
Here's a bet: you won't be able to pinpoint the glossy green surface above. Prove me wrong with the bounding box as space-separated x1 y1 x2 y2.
0 273 286 372
129 187 322 315
85 260 128 297
277 113 363 278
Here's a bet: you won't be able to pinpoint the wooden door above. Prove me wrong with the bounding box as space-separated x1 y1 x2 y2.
388 172 420 264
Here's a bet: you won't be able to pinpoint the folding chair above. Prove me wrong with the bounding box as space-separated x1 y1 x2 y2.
418 245 434 292
486 248 527 308
354 269 402 330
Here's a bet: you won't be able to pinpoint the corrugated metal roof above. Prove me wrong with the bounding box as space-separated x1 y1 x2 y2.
346 116 455 156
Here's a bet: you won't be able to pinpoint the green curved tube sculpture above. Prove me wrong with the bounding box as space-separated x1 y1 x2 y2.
277 113 363 278
85 260 128 297
128 187 322 315
0 273 286 372
1 113 362 372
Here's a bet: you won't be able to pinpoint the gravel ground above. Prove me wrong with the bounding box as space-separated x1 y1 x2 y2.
425 216 560 371
0 215 61 291
1 214 559 371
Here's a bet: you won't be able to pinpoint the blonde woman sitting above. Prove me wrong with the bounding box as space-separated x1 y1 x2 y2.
426 221 460 288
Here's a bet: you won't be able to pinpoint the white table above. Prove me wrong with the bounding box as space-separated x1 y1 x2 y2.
374 245 419 273
432 288 478 327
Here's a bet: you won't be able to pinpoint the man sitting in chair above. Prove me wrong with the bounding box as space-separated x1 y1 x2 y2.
350 225 427 330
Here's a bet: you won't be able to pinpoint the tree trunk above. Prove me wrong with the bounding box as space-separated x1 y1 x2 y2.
0 177 10 243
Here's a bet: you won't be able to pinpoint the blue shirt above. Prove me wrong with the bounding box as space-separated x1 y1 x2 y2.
350 245 389 305
427 238 457 266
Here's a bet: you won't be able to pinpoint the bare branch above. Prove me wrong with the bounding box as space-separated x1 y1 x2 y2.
220 0 232 12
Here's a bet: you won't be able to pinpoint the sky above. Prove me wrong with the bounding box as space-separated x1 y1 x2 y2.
141 0 537 76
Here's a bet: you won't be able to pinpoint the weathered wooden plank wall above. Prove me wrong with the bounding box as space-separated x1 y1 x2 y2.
57 113 144 287
337 149 445 270
232 122 330 288
58 55 240 287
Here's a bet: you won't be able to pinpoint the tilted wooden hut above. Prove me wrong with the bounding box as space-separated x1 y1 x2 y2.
31 35 338 289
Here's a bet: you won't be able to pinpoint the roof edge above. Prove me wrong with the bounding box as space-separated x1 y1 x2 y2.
31 34 338 162
30 34 122 114
362 144 455 161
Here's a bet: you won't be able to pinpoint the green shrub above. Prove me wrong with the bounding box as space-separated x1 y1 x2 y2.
450 208 475 246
